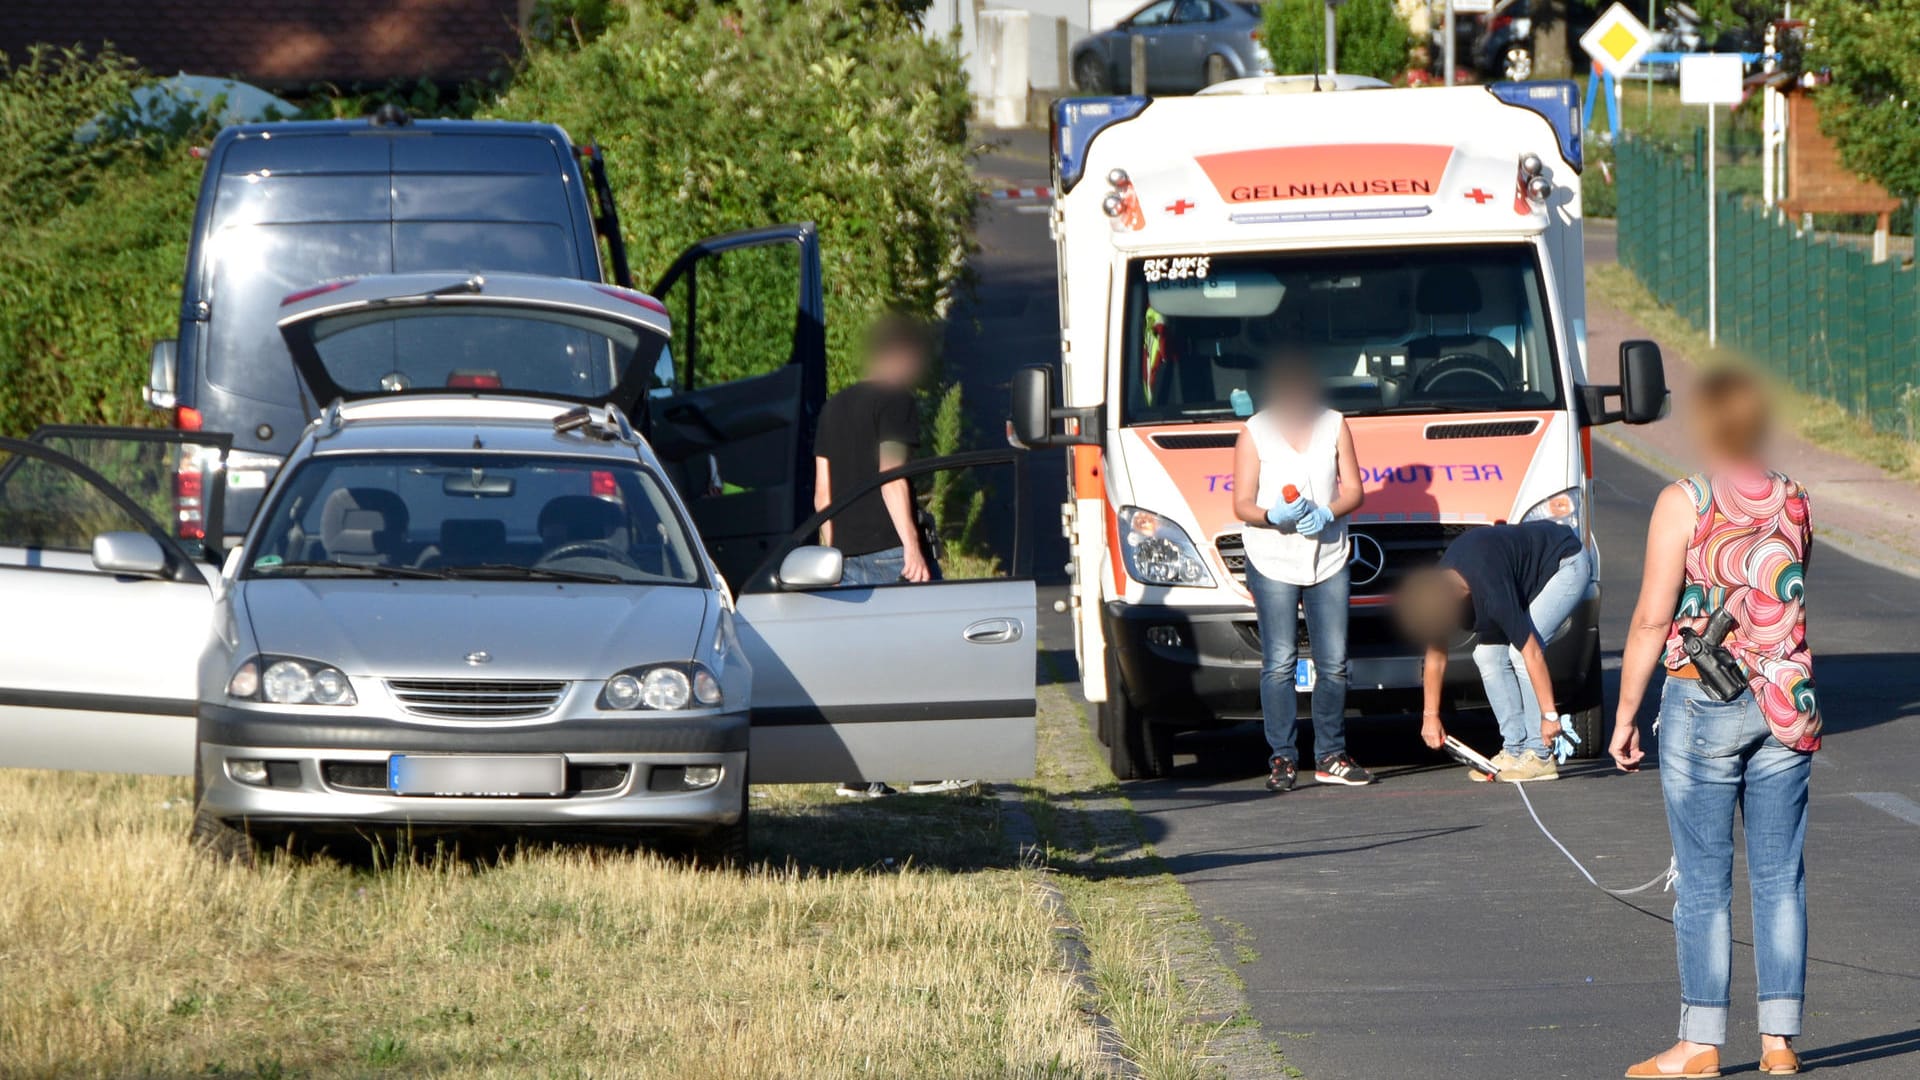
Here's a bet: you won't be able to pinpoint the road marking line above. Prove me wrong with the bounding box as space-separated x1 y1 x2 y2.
1015 204 1050 215
1852 792 1920 826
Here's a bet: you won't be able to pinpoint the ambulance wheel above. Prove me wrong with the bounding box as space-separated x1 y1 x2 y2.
1204 54 1231 85
1564 647 1606 760
1103 649 1172 779
1075 54 1109 93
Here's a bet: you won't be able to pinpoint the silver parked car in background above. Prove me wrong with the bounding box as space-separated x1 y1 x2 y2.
1071 0 1270 94
0 273 1037 862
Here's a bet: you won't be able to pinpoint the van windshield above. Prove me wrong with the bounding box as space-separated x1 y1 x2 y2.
1120 246 1562 424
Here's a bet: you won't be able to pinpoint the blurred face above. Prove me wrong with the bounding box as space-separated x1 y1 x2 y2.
1263 358 1322 424
1689 371 1770 468
868 342 926 388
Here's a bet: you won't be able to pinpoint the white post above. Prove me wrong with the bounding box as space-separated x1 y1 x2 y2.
1707 103 1718 346
1325 1 1337 76
1443 0 1456 87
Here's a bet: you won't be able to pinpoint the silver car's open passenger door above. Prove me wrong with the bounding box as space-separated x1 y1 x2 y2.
733 451 1036 783
0 430 229 775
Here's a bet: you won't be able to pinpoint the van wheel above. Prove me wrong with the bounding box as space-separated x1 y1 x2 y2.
1074 54 1109 93
1103 649 1173 779
189 755 258 865
1204 54 1231 85
1563 645 1606 759
691 780 750 869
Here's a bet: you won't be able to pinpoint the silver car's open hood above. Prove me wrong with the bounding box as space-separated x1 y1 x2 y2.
238 579 710 680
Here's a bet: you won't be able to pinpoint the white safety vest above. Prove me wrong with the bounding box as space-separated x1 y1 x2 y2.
1241 407 1348 586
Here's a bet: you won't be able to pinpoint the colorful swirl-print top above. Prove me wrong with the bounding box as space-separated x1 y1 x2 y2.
1664 470 1820 751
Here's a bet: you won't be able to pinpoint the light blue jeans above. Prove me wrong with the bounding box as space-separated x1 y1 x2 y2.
840 546 942 586
1246 562 1350 765
1471 546 1592 757
1659 676 1812 1045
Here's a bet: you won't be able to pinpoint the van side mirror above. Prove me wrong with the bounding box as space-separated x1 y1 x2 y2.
92 531 169 577
144 340 177 410
1008 364 1102 448
777 545 844 589
1619 340 1668 425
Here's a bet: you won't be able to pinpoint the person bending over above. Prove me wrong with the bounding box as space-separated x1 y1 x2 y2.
1396 520 1594 782
1231 351 1373 793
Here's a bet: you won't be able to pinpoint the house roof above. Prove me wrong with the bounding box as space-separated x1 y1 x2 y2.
1 0 525 87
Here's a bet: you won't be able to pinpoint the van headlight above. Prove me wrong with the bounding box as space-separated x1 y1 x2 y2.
1521 487 1583 533
1118 506 1216 587
600 663 721 711
227 656 357 706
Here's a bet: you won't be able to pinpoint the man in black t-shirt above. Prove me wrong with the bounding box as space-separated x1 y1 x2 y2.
814 317 936 587
1396 521 1593 782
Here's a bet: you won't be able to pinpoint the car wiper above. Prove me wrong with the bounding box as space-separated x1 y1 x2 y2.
256 560 451 579
441 563 625 584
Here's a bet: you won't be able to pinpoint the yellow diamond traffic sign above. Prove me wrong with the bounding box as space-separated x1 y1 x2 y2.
1580 2 1654 75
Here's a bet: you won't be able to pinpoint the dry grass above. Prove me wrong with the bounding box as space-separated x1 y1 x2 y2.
0 771 1106 1079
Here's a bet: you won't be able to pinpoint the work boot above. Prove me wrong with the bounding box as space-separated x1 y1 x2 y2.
1470 750 1520 782
1265 756 1297 793
1497 749 1559 783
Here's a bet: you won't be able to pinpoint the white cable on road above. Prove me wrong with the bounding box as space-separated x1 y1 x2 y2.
1512 781 1678 896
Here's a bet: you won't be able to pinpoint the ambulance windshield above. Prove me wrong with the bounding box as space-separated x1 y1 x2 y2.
1121 246 1562 424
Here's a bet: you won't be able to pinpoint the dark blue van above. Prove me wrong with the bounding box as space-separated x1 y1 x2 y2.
145 111 827 585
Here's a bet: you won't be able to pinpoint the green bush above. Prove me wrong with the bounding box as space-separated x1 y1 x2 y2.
1802 0 1920 199
1261 0 1413 83
485 0 975 392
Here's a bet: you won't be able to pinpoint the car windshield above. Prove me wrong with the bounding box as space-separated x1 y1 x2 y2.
245 453 703 586
1121 246 1562 423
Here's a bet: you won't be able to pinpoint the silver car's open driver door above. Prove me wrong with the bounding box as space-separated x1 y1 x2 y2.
733 451 1036 783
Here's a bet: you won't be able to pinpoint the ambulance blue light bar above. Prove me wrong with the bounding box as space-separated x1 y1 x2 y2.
1488 80 1582 174
1053 96 1151 194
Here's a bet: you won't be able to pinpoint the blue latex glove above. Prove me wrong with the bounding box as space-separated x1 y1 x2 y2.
1550 716 1580 764
1296 502 1336 538
1265 498 1308 527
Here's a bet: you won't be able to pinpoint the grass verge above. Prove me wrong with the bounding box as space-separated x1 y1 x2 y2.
1588 262 1920 480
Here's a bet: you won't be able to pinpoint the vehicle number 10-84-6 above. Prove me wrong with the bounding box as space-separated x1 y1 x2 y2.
1141 256 1210 283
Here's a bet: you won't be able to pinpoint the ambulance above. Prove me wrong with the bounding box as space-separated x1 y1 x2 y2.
1010 77 1668 777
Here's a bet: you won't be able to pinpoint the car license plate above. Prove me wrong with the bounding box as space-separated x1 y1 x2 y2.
388 754 566 796
1294 660 1315 691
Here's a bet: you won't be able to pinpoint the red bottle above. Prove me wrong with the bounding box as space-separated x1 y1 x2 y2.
1281 484 1300 504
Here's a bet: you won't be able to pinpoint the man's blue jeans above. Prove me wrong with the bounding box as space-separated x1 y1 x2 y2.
1471 545 1593 758
840 546 941 587
1659 676 1812 1045
1246 562 1349 765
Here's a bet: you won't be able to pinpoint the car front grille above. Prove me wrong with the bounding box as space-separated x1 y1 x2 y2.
1216 522 1480 597
386 679 567 721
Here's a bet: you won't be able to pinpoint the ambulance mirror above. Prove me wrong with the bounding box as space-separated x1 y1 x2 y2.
1011 366 1055 447
1619 340 1668 425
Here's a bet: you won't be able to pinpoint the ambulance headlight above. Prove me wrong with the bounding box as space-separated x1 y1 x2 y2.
1526 176 1554 202
1520 153 1544 177
1118 506 1216 588
1521 487 1583 533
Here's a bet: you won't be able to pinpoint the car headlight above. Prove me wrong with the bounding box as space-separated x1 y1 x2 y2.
227 656 357 706
1118 506 1216 587
599 663 721 711
1521 487 1583 534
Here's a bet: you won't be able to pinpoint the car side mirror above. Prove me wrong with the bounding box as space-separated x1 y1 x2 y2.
777 545 845 589
145 340 177 410
93 531 169 577
1009 364 1102 448
1619 340 1669 425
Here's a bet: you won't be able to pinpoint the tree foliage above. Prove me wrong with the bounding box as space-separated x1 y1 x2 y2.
1802 0 1920 199
1261 0 1413 83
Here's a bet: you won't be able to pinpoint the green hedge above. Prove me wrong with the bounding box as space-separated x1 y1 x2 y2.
486 0 976 392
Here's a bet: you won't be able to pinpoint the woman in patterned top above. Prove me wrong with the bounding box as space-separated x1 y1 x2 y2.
1614 368 1817 1079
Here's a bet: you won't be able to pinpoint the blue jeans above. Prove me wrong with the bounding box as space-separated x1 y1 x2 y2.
1659 676 1812 1045
840 545 941 586
1246 562 1349 764
1471 546 1592 757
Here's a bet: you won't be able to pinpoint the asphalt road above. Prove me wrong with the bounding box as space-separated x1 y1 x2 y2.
950 130 1920 1080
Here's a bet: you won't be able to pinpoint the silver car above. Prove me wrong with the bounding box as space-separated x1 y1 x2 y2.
0 273 1036 861
1071 0 1271 94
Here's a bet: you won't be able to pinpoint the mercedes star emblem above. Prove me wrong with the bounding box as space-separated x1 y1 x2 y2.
465 651 492 666
1347 533 1386 587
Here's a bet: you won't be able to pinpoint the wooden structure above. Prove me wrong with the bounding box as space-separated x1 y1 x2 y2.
1780 88 1901 262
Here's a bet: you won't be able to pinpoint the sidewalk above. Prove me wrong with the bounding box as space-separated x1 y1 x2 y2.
1584 231 1920 578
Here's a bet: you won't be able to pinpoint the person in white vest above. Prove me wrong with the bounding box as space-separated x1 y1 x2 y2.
1230 351 1374 792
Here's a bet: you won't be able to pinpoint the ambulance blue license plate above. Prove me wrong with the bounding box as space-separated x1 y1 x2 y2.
388 754 566 796
1295 660 1315 692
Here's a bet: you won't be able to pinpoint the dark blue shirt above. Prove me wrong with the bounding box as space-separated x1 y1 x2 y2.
1439 522 1581 647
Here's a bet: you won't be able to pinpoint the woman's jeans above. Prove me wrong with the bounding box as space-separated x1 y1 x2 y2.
1471 546 1593 758
1659 676 1813 1045
1246 562 1349 764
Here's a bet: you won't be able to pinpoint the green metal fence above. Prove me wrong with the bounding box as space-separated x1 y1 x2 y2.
1615 138 1920 439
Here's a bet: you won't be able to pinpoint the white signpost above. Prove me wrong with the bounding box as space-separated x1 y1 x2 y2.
1680 53 1745 345
1445 0 1495 87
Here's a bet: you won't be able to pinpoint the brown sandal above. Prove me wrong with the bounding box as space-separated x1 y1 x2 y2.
1625 1048 1722 1078
1760 1047 1801 1075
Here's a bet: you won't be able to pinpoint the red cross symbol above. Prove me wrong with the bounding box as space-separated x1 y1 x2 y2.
1465 188 1494 205
1165 199 1195 215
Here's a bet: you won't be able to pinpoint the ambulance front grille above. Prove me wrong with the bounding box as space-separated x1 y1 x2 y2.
1215 522 1479 595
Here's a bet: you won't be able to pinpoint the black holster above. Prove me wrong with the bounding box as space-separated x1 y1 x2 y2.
1679 608 1748 702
